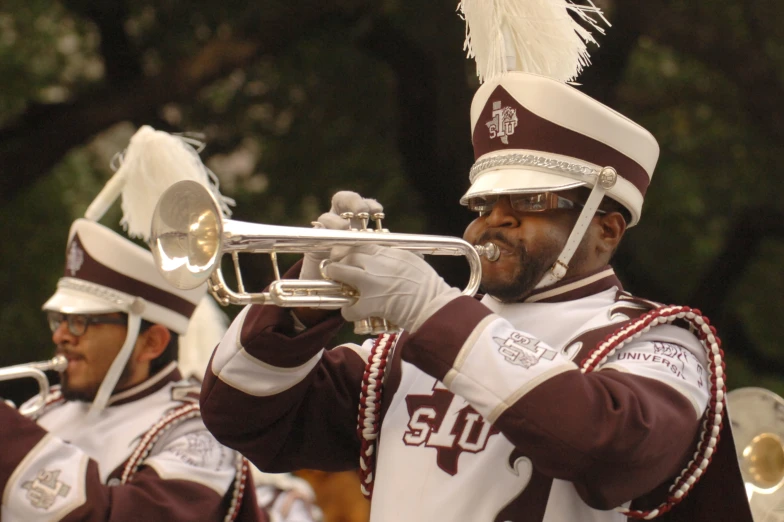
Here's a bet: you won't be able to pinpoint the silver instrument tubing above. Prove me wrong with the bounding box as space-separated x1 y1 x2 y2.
0 355 67 417
151 180 493 308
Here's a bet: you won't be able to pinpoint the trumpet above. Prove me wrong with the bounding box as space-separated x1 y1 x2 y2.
151 181 498 334
0 355 67 417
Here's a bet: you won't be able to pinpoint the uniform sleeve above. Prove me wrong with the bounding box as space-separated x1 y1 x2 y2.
403 296 710 510
0 403 260 522
200 302 368 474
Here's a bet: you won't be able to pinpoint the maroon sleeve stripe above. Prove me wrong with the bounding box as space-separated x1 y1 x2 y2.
239 304 344 368
0 403 48 492
494 369 699 510
401 296 494 381
202 345 367 473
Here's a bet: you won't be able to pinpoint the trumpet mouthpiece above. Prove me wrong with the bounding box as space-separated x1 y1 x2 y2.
475 242 500 262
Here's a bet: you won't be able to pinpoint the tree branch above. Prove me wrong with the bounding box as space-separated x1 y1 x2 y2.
0 37 261 203
62 0 143 85
690 207 784 320
577 0 653 106
0 1 372 203
644 1 784 142
358 14 476 287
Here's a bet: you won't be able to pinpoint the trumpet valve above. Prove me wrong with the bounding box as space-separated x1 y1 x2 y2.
340 212 359 231
356 212 370 231
372 212 389 233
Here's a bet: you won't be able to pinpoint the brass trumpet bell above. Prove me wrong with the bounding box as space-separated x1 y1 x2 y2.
728 387 784 520
151 179 224 290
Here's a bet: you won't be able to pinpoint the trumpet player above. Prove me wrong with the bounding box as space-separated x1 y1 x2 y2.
199 1 752 521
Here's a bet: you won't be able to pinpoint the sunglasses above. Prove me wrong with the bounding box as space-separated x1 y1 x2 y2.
46 312 127 337
467 192 606 215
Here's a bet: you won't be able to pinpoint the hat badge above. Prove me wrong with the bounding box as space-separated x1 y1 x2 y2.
66 241 84 276
486 100 518 145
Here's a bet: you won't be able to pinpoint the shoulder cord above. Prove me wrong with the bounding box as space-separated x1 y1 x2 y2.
581 305 725 520
356 333 398 499
120 402 250 522
355 306 724 516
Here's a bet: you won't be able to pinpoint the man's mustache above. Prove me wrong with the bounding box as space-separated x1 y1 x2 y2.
56 345 83 360
478 230 522 253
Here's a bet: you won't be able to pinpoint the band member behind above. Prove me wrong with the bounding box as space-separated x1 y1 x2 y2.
0 126 269 521
180 302 325 522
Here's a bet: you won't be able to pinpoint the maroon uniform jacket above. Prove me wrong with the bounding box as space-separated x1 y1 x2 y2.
201 266 751 521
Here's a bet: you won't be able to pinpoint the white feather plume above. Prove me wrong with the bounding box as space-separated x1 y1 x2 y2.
458 0 609 84
85 125 234 240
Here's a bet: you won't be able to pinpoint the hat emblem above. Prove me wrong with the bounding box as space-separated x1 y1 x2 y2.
486 100 518 145
66 241 84 276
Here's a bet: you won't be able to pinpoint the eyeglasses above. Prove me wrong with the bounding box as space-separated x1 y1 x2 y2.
46 312 127 337
467 192 605 215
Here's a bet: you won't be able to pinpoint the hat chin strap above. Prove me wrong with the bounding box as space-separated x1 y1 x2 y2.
87 302 145 420
535 168 617 289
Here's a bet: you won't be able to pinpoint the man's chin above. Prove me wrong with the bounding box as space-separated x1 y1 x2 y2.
481 281 534 303
481 269 547 302
60 384 96 403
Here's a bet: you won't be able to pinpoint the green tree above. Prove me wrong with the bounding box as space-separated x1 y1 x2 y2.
1 0 782 404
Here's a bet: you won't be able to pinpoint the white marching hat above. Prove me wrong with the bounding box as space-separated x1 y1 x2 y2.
43 218 205 334
461 72 659 227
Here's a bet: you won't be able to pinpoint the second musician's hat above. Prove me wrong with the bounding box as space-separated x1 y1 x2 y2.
43 218 204 334
43 126 233 416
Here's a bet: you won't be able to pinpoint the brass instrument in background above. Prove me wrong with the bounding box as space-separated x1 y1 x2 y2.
728 387 784 521
0 355 67 417
150 180 498 334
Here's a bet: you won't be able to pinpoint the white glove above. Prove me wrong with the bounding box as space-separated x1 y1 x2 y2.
324 244 462 333
300 191 383 280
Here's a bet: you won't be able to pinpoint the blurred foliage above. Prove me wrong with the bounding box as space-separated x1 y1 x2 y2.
0 0 782 405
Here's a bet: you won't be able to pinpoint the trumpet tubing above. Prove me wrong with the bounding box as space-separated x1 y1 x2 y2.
0 355 67 417
152 181 493 325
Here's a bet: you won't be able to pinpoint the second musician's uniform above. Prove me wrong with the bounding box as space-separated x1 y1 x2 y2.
1 364 261 521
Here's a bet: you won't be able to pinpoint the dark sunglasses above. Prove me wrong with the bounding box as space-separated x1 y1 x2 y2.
467 192 606 215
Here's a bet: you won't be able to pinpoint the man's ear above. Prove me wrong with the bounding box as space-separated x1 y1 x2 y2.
597 212 627 255
135 324 171 363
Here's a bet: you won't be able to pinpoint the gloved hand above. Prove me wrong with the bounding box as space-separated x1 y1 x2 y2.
324 244 462 333
300 191 383 280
